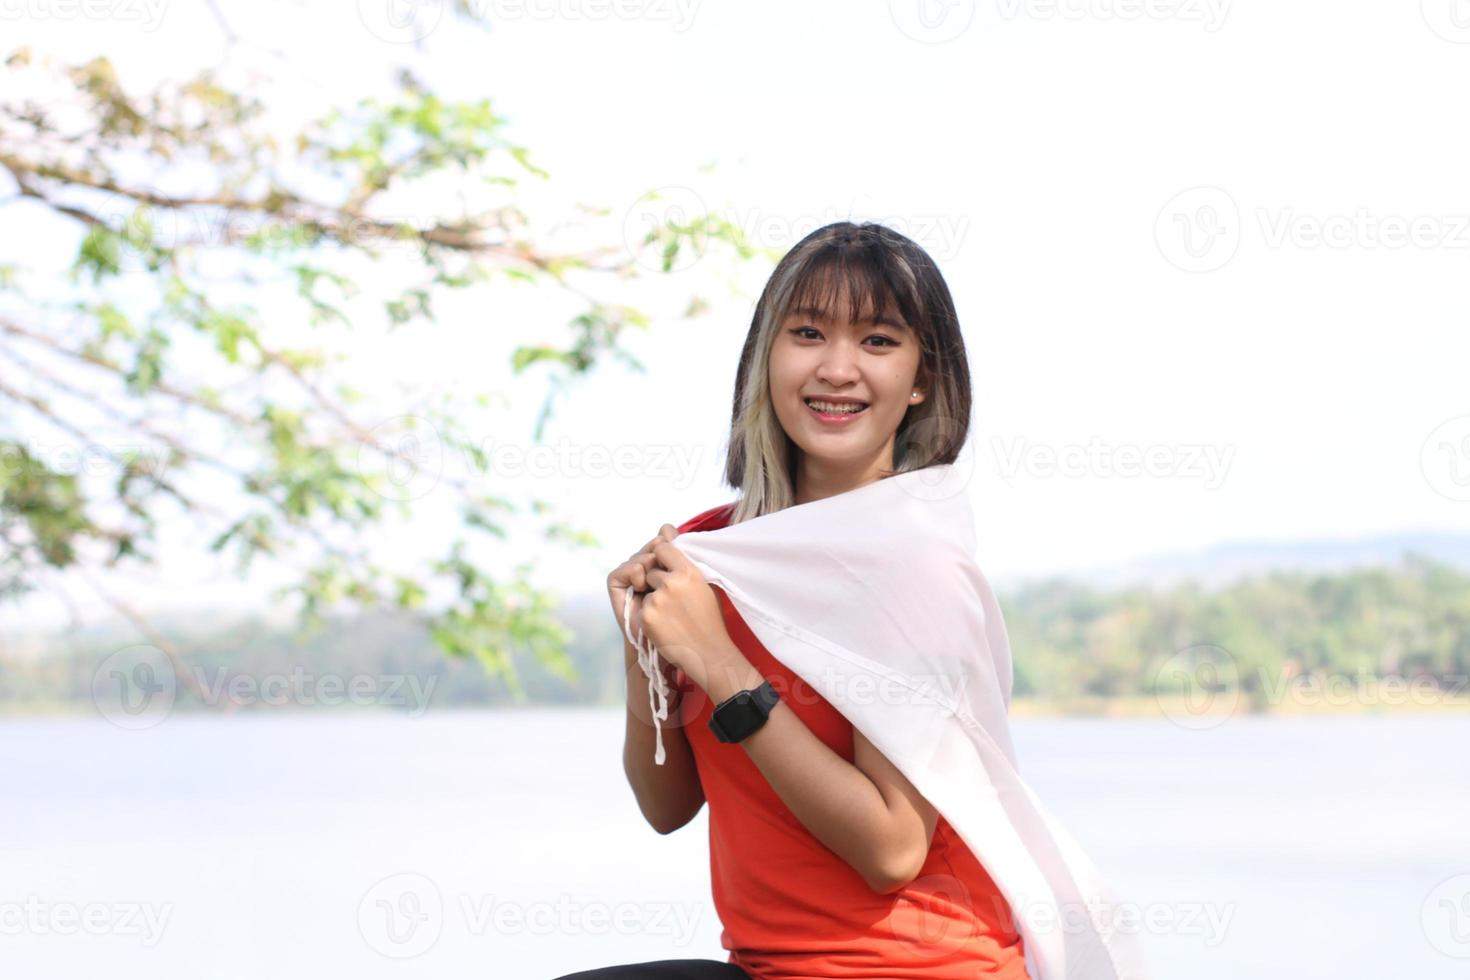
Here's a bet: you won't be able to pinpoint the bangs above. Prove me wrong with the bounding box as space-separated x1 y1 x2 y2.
780 248 923 335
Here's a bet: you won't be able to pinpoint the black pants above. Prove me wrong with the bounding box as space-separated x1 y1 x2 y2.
552 958 751 979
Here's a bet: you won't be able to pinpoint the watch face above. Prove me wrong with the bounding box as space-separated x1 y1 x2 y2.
712 690 760 742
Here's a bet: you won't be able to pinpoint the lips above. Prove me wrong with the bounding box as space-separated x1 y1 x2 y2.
804 397 869 423
803 396 869 409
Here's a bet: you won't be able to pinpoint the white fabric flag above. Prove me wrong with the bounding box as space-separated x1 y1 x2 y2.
620 462 1152 980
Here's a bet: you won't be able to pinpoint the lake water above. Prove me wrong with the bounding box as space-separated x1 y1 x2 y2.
2 710 1467 979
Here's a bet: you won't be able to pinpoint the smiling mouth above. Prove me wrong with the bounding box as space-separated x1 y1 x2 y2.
804 398 870 418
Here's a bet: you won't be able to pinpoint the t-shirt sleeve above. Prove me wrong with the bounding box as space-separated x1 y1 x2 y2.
675 508 716 534
675 502 735 534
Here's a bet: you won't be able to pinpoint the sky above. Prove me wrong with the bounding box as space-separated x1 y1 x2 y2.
1 0 1468 632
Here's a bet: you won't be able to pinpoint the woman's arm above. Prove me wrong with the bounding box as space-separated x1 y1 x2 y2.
634 539 937 887
621 636 705 835
694 643 940 894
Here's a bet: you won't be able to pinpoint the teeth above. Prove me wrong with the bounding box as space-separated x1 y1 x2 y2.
806 399 867 414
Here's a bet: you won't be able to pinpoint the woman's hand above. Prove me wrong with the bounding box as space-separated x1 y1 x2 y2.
606 524 678 624
640 537 736 693
607 524 682 689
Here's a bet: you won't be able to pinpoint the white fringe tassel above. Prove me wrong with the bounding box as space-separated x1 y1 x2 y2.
622 584 672 765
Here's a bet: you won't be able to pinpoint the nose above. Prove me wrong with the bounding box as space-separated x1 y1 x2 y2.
815 337 862 387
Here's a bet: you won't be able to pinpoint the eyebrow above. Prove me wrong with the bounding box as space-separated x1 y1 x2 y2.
789 305 910 331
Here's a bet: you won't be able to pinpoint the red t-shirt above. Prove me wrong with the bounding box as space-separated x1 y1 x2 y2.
670 502 1030 980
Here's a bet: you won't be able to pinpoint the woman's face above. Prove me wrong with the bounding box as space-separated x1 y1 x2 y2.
767 287 926 478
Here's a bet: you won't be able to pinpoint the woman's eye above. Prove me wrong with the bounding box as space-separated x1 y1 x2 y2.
788 326 897 348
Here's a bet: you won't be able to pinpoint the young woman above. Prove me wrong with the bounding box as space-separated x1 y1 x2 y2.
569 222 1029 980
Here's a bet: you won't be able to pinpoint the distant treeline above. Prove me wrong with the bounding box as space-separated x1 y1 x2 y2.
1 554 1465 714
1004 553 1468 709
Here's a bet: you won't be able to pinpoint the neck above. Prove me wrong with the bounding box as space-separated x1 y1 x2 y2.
792 448 895 506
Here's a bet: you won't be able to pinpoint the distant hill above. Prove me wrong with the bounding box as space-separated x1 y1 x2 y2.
3 531 1468 715
995 530 1470 592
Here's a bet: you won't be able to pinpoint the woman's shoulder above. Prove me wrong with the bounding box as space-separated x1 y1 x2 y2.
675 501 737 534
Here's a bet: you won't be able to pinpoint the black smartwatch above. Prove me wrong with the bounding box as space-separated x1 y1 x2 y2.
708 679 781 744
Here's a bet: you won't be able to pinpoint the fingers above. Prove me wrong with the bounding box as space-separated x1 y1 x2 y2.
651 538 689 572
622 561 647 594
609 524 682 605
631 524 679 560
609 552 660 593
646 548 692 591
631 552 659 590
